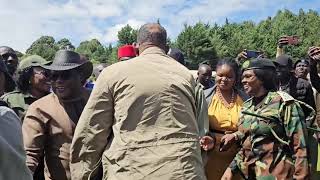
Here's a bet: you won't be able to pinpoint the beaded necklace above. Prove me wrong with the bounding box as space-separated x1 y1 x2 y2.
216 88 235 109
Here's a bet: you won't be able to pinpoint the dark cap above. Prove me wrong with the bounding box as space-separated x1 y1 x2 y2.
294 59 309 68
168 48 185 65
274 54 293 68
242 58 276 71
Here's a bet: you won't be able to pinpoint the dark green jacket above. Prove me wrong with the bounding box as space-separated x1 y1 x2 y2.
1 90 38 120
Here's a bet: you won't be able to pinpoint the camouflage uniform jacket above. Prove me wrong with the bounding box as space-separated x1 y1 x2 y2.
1 90 38 120
229 91 309 180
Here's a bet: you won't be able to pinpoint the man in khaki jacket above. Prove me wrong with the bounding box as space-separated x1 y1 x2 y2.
22 50 92 180
70 23 206 180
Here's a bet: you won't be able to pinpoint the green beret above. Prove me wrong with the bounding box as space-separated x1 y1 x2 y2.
18 55 50 71
242 58 276 71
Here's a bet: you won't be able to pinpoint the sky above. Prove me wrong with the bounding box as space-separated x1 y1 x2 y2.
0 0 319 52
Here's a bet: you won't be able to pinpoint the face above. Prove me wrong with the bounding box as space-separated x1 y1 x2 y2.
1 52 18 75
276 65 291 81
51 69 82 99
198 66 212 87
295 62 309 79
215 64 236 91
30 67 51 94
0 72 5 96
241 70 264 97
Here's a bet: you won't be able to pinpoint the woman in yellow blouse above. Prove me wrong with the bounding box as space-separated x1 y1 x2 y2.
204 58 248 180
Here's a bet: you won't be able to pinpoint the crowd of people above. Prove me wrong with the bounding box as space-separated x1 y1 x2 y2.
0 22 320 180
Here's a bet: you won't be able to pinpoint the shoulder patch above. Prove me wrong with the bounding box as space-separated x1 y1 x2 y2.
276 91 295 102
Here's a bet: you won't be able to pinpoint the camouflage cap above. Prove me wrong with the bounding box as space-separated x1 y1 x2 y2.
18 55 49 71
242 58 276 71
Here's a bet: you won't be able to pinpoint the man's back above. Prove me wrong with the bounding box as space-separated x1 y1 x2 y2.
70 47 206 180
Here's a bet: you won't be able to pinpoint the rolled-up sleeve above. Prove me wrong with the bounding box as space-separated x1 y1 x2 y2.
70 69 114 180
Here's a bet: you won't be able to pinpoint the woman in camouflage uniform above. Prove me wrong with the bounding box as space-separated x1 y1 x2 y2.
1 55 51 120
221 58 310 180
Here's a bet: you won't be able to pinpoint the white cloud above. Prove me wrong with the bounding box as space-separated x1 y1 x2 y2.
103 19 145 43
0 0 316 53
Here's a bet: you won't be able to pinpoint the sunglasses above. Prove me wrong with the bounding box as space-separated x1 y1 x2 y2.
50 70 76 81
1 53 17 60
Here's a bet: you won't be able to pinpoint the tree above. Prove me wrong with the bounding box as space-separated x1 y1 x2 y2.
76 39 110 63
176 23 217 69
26 36 58 61
117 24 137 45
56 38 75 50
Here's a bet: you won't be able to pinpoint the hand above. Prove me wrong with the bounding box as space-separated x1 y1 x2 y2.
221 167 233 180
313 132 320 143
308 46 320 62
220 133 236 151
236 50 248 63
278 36 289 47
200 135 215 151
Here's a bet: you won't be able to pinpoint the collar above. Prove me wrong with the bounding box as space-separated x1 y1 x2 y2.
246 91 274 107
139 46 166 56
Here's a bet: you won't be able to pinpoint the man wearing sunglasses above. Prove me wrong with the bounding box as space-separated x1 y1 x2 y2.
22 50 93 180
0 46 19 76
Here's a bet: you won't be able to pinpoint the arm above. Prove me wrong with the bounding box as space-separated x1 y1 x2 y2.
276 46 285 58
0 107 32 179
284 102 309 179
22 105 46 174
309 59 320 93
227 114 249 174
70 69 114 180
195 84 209 137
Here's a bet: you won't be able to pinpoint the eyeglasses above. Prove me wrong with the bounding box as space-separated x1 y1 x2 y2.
50 70 75 81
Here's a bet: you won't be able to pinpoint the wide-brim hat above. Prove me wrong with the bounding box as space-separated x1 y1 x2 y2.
43 50 93 80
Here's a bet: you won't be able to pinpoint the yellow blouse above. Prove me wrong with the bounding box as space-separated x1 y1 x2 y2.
208 93 243 132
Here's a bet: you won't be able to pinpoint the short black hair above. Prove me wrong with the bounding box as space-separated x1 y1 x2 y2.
137 23 167 47
253 68 277 91
216 57 240 86
17 67 33 93
216 58 239 77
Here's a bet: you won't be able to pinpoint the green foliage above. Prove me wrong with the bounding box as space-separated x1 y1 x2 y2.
56 38 75 50
176 23 217 69
76 39 110 63
26 36 59 61
24 9 320 68
117 24 137 45
173 9 320 69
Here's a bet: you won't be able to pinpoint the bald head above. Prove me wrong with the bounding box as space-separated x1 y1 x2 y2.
198 64 212 88
137 23 167 52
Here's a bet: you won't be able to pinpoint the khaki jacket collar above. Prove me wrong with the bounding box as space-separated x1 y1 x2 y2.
139 46 166 56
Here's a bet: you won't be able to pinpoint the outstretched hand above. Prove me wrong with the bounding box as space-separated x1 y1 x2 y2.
200 135 215 151
220 133 236 152
278 36 289 47
236 50 248 63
